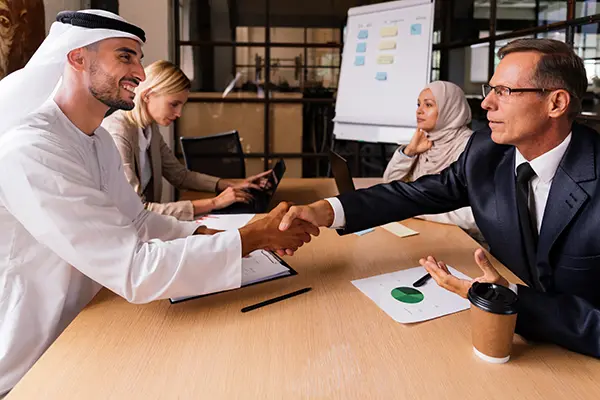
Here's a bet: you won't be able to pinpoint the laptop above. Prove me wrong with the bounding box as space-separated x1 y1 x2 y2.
210 159 287 214
329 150 356 195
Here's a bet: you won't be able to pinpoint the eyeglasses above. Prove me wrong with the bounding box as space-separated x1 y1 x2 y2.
482 84 556 99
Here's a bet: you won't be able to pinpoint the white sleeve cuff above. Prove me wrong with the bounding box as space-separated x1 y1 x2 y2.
508 283 518 294
397 145 415 159
325 197 346 229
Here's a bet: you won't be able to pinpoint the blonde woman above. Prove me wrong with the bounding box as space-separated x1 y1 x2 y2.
102 60 270 221
384 80 482 241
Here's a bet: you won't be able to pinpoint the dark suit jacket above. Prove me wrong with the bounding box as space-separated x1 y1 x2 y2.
338 122 600 358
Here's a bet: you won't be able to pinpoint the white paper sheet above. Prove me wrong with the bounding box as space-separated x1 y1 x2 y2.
352 266 471 323
195 213 255 231
241 250 291 285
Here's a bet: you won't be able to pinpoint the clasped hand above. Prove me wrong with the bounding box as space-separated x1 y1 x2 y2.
239 202 320 256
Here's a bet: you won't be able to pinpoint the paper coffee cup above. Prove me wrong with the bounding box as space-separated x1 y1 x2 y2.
467 282 518 364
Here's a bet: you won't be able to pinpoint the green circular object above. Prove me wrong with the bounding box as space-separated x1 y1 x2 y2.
391 287 424 304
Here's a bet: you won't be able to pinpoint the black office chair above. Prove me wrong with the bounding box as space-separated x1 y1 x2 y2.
180 131 246 179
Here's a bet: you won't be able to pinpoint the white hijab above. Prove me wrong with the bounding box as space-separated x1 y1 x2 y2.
410 80 473 180
0 9 143 137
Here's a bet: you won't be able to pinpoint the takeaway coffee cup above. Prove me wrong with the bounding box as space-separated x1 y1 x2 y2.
467 282 518 364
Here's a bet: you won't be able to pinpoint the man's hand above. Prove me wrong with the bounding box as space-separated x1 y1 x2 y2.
278 200 335 232
403 129 433 157
418 249 509 298
239 202 320 256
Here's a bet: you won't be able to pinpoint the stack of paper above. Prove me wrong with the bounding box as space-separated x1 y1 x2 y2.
172 213 292 303
241 251 291 285
170 250 293 303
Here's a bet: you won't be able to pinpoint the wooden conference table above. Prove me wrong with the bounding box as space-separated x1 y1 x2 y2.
8 179 600 399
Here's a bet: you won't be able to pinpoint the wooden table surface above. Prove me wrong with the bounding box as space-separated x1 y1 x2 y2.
7 179 600 399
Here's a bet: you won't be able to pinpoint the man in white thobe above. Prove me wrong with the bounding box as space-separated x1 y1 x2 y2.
0 10 317 395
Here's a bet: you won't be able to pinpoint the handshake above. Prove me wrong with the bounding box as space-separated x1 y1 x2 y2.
195 200 336 257
237 201 335 257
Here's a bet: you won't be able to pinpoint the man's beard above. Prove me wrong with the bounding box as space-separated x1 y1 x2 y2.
0 35 13 80
88 60 135 111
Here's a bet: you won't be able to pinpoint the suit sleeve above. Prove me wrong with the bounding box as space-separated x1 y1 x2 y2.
144 200 196 221
337 136 473 234
516 286 600 357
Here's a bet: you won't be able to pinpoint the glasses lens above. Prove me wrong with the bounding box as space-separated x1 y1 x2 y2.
482 84 490 97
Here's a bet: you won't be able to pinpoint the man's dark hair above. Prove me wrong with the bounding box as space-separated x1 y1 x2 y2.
498 38 588 119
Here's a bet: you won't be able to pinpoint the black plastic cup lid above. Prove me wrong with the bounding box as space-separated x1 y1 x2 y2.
468 282 518 315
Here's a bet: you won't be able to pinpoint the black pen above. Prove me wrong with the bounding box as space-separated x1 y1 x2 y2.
241 287 312 313
413 272 432 287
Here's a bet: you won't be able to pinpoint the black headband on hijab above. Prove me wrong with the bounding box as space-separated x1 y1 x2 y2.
56 11 146 43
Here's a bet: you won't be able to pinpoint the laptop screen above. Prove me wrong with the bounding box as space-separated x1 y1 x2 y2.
329 151 355 195
257 159 286 209
263 159 285 195
272 159 286 186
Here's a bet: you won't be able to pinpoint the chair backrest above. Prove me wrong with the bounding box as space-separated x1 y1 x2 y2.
180 131 246 179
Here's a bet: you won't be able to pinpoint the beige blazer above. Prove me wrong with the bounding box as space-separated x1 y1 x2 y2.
102 110 220 220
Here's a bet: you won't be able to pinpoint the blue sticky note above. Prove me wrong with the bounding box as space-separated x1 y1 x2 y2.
354 228 375 236
358 29 369 39
375 72 387 81
354 56 365 66
356 42 367 53
410 23 422 35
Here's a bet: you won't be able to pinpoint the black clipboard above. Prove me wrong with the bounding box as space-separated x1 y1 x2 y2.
168 252 297 304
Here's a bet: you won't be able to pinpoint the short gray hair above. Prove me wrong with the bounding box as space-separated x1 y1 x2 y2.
498 38 588 119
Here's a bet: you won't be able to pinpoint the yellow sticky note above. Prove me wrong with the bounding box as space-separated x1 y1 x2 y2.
380 26 398 37
381 222 419 238
379 40 396 50
377 55 394 65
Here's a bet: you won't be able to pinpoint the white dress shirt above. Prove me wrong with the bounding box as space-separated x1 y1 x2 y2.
514 134 572 233
325 133 572 292
0 100 243 395
138 127 153 192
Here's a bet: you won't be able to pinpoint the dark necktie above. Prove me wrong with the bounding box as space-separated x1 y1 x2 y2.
516 162 538 285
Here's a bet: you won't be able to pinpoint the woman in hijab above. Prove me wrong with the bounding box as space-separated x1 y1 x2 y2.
383 80 482 240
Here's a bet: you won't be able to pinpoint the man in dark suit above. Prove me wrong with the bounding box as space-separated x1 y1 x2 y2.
278 38 600 358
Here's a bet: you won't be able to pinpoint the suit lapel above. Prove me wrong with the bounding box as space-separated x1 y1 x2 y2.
494 148 533 284
537 125 595 291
